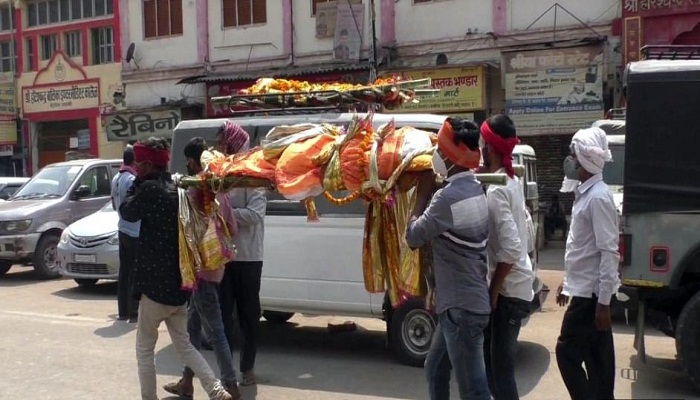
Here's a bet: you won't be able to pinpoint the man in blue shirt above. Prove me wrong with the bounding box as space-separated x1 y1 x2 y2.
111 145 141 322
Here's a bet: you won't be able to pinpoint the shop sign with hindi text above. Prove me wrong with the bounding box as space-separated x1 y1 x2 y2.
503 46 605 136
105 109 181 142
384 67 485 113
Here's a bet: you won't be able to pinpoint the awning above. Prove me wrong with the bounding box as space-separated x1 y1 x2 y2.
178 64 370 85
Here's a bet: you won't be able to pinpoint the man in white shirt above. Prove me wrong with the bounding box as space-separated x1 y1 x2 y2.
480 115 534 400
556 127 620 400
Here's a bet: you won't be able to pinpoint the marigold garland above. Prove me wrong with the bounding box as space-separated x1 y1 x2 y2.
323 190 361 205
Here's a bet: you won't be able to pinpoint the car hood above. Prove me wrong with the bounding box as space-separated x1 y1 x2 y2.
0 198 62 219
67 209 119 237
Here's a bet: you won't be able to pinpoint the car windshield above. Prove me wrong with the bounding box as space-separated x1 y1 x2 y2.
13 165 83 199
603 144 625 186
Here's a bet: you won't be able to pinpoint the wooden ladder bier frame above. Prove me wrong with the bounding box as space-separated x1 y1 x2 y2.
209 78 438 116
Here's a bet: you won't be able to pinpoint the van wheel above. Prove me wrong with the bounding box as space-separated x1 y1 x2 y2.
263 311 295 324
676 291 700 391
390 298 435 367
33 234 61 279
0 261 11 276
75 279 98 287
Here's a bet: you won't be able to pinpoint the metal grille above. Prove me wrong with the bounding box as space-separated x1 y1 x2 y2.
68 233 113 249
66 263 110 275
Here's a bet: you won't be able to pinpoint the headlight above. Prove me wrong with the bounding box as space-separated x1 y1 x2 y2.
107 232 119 246
3 219 32 232
60 230 69 244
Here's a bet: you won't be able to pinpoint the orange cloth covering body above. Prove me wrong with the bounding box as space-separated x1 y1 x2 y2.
198 114 437 307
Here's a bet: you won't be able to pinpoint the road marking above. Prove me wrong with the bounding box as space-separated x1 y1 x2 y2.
0 310 113 326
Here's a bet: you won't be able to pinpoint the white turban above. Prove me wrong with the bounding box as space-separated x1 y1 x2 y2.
572 127 613 174
560 127 613 192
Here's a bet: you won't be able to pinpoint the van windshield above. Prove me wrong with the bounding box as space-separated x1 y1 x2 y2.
13 165 83 199
603 145 625 186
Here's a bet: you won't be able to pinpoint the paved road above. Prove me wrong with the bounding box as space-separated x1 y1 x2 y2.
1 265 698 400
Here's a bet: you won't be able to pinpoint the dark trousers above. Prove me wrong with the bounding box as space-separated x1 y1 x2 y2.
484 295 531 400
556 297 615 400
219 260 263 374
117 232 139 319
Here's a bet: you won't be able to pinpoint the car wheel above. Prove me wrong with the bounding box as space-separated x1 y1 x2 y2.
33 234 61 279
75 279 98 287
390 298 435 367
676 291 700 391
263 311 295 324
0 261 11 276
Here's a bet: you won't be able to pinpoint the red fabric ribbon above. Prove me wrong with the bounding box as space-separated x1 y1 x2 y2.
480 121 520 178
437 120 481 170
133 142 170 168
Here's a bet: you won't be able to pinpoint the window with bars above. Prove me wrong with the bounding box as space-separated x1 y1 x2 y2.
143 0 183 39
26 38 34 71
27 0 113 27
40 34 57 60
0 41 17 73
222 0 267 28
91 26 113 64
65 31 81 57
0 4 14 31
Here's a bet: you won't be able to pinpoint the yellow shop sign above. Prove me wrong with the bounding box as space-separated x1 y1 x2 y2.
22 81 99 115
384 67 485 113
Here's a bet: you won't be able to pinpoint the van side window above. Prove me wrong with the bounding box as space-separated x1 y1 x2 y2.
77 166 112 197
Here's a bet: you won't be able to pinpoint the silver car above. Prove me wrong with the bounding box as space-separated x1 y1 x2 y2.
57 201 120 287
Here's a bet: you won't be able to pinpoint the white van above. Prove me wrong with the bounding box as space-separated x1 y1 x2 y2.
171 113 542 366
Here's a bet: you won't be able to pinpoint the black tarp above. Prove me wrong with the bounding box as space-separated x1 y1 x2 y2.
623 60 700 214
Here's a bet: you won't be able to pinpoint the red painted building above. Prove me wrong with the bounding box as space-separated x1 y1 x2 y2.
1 0 122 175
622 0 700 65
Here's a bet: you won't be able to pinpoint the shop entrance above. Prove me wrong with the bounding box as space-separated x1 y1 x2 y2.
37 119 90 168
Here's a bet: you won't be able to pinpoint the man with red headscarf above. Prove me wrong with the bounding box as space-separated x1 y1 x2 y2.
405 117 491 400
480 114 534 400
120 137 233 400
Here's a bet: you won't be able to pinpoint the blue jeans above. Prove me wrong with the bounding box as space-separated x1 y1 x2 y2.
183 279 237 385
425 308 491 400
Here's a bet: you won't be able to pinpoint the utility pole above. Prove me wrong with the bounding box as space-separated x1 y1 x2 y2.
369 0 378 83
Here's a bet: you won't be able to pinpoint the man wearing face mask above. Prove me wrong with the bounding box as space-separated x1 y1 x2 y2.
406 117 491 400
480 115 534 400
555 127 620 400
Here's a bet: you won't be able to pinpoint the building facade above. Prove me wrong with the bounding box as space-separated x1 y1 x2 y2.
2 0 124 175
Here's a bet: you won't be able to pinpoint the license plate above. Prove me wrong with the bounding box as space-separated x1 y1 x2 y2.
75 254 96 263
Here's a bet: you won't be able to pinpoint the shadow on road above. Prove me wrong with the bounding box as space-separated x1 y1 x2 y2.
515 341 551 396
0 267 62 286
52 281 118 301
94 319 137 338
155 320 425 399
152 320 553 400
625 354 698 399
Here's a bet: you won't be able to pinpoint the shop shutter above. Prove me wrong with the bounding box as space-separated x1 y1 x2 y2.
223 0 237 27
519 134 575 214
252 0 266 24
143 1 157 38
170 0 183 35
